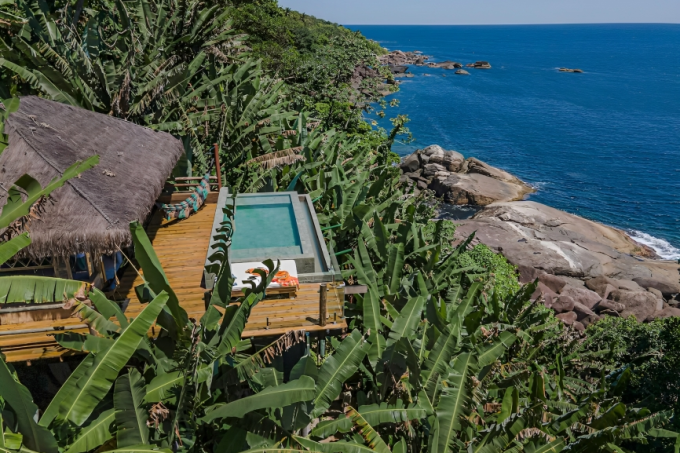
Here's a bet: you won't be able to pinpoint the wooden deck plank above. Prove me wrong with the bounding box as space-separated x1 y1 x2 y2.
0 203 346 362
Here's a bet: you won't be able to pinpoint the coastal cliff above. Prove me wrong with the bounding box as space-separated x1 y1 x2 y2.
399 144 680 327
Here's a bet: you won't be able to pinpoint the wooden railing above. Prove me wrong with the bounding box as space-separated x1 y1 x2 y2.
170 176 220 191
158 175 221 204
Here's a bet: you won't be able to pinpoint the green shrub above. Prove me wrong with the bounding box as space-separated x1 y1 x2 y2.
584 316 680 428
456 244 521 298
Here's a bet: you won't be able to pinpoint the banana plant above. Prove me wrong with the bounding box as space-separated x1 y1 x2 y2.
0 0 295 177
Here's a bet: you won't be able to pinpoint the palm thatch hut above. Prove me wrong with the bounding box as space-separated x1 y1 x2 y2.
0 96 184 268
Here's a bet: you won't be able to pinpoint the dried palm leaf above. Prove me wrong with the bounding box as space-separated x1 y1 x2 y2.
246 147 305 170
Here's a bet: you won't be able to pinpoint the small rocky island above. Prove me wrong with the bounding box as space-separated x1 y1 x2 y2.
559 67 584 73
399 145 680 327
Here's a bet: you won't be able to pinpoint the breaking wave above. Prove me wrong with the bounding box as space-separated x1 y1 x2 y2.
628 230 680 260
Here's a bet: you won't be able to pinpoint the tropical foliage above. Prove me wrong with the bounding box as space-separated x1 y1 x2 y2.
0 0 298 175
0 0 390 175
0 150 676 453
0 1 677 453
1 216 676 453
228 0 392 130
579 316 680 432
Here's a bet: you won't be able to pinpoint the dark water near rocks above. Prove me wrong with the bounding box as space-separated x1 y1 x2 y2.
348 24 680 259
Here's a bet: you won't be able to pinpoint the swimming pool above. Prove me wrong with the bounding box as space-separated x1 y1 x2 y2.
231 200 302 252
204 191 341 285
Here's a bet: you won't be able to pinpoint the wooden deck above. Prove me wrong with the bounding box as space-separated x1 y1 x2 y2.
0 203 346 363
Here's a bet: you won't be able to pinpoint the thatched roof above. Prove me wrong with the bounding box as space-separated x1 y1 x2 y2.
0 96 184 259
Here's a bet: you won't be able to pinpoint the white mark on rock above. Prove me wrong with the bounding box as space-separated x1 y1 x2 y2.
540 241 577 269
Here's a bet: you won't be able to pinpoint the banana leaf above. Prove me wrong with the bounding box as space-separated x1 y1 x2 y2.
72 301 121 336
201 376 316 422
387 296 425 346
476 332 517 368
0 359 58 453
311 330 370 418
345 406 390 453
102 447 172 453
40 354 95 427
57 292 169 425
216 260 278 358
295 435 379 453
129 221 188 337
143 365 212 404
436 353 476 453
0 157 99 228
90 288 128 328
63 408 116 453
114 369 149 447
0 233 30 266
423 318 461 400
358 401 427 427
0 276 90 305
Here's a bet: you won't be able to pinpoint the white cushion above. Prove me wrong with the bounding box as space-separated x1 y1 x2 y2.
231 260 299 290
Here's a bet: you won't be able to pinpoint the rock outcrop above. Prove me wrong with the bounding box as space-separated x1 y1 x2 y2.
452 201 679 283
379 51 429 67
399 145 534 205
450 201 680 324
400 142 680 325
518 266 678 325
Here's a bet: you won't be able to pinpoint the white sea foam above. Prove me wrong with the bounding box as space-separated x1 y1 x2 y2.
627 230 680 260
529 181 549 190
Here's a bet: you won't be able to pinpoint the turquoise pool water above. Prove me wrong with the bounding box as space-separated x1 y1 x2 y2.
231 202 301 251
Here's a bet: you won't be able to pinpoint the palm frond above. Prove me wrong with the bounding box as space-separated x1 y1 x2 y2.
245 147 304 169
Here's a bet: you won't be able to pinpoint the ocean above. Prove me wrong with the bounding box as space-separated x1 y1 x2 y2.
347 24 680 259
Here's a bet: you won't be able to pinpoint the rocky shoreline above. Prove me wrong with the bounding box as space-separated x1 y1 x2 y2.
399 145 680 326
379 50 493 75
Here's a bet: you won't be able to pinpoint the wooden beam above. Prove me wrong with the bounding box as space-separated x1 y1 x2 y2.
213 143 222 189
343 285 367 295
319 283 327 327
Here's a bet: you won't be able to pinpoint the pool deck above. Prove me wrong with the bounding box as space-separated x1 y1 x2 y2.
0 203 346 363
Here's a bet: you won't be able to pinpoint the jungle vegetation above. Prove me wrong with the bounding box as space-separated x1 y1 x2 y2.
0 1 679 452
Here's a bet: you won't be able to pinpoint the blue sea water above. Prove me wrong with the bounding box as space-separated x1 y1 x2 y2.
348 24 680 259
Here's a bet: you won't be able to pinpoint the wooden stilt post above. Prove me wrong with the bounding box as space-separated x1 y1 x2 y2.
319 283 327 327
213 143 222 190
